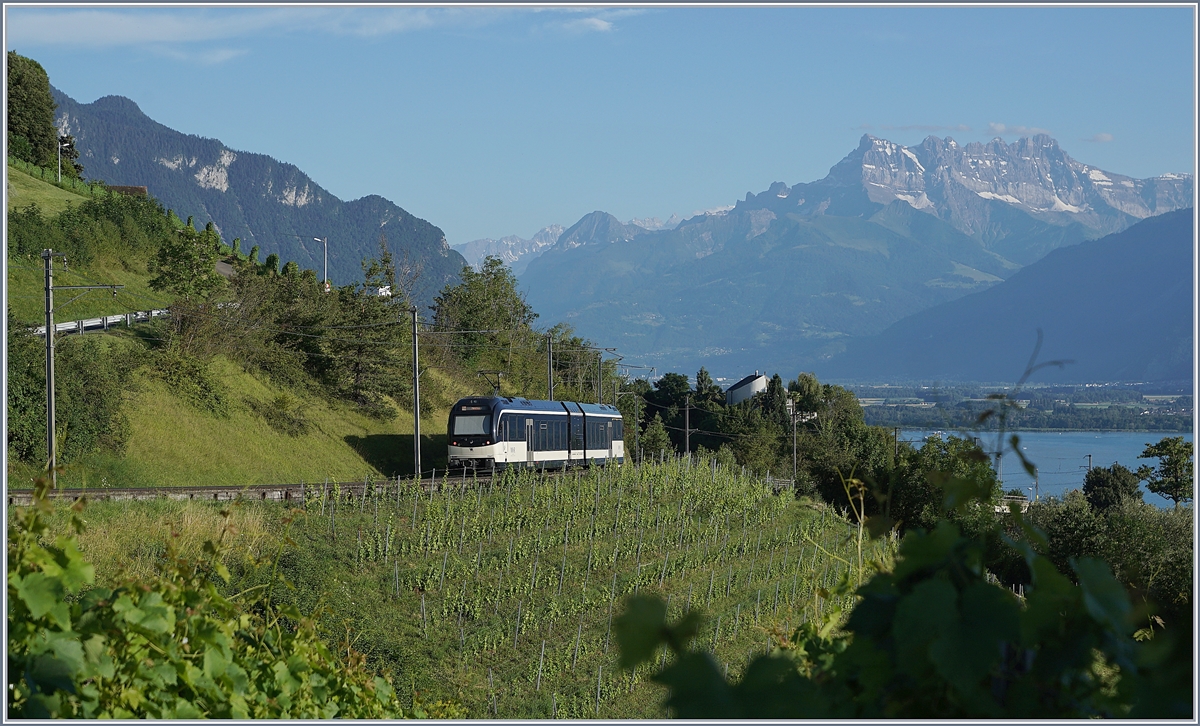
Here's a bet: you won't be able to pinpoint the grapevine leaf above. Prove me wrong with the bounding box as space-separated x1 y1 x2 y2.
1073 557 1132 634
653 651 738 718
614 595 667 669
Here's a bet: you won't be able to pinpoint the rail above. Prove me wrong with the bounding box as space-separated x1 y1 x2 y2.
32 308 170 337
5 471 503 507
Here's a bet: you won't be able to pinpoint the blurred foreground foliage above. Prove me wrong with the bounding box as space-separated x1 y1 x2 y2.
615 438 1193 719
7 476 466 719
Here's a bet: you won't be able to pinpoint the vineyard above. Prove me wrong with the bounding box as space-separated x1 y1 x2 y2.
256 457 895 718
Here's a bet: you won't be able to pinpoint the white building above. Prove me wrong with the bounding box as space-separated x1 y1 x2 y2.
725 371 768 406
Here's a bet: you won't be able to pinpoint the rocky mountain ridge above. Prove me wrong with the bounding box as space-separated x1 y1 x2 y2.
50 89 466 307
519 133 1192 377
453 224 564 274
735 133 1192 264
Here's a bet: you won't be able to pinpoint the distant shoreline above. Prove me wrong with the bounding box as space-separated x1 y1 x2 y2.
897 427 1194 435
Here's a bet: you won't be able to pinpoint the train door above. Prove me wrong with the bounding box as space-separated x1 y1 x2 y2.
607 420 614 461
525 418 534 466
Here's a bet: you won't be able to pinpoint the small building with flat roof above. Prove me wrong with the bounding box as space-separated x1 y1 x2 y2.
725 372 767 406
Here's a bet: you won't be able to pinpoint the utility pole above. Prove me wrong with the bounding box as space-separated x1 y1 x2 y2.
546 333 553 401
597 352 602 405
42 249 122 488
787 400 798 484
44 250 60 487
684 395 691 456
411 306 421 479
894 427 900 461
1086 454 1092 472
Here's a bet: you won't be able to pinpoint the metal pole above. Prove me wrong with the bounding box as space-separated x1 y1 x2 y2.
685 394 690 455
57 139 62 183
43 250 56 488
411 307 421 479
547 333 553 401
323 237 327 286
793 411 798 484
597 353 602 404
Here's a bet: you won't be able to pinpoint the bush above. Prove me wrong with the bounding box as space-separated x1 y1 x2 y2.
6 311 136 465
615 473 1193 718
147 347 228 417
7 481 420 718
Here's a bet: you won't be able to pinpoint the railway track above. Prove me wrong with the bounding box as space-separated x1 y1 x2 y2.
7 463 795 507
6 471 498 507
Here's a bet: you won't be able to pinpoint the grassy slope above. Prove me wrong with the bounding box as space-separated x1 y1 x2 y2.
7 162 479 489
8 352 468 489
7 165 173 324
6 164 87 216
32 460 879 718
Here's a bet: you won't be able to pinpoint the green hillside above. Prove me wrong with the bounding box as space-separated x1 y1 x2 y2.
6 344 469 490
6 161 91 216
7 162 174 324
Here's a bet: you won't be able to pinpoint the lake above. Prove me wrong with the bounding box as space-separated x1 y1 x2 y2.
901 429 1194 508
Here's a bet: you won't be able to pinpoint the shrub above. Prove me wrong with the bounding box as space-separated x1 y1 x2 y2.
7 480 423 718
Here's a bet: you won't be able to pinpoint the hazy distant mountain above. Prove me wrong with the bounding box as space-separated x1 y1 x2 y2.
454 224 563 275
51 88 466 308
823 209 1194 383
519 134 1191 377
628 214 681 231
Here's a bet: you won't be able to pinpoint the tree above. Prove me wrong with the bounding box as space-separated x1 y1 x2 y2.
693 367 724 407
148 219 225 301
1138 436 1193 508
432 256 537 366
788 372 821 413
316 240 407 418
889 434 999 533
1083 463 1144 512
640 413 673 460
57 133 83 179
7 52 57 167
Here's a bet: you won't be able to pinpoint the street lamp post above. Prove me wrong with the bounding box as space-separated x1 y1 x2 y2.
57 136 70 183
314 237 329 290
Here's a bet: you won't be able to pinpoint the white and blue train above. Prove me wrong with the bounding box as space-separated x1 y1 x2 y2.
447 396 625 471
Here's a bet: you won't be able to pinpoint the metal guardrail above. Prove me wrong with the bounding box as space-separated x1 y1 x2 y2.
995 495 1032 513
32 309 170 337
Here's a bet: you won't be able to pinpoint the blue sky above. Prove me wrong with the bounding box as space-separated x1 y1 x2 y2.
6 5 1196 245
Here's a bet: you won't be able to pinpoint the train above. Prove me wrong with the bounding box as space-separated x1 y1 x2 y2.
446 396 625 471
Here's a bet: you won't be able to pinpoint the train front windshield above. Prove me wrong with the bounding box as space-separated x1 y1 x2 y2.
452 415 491 436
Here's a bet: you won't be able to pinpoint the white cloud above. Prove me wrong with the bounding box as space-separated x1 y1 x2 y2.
4 7 508 48
1085 132 1114 143
988 122 1052 137
5 6 634 49
561 17 614 33
150 45 249 66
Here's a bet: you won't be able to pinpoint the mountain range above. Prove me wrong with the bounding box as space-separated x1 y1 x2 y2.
453 225 564 275
826 209 1194 383
453 215 682 273
518 134 1192 379
50 88 466 308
